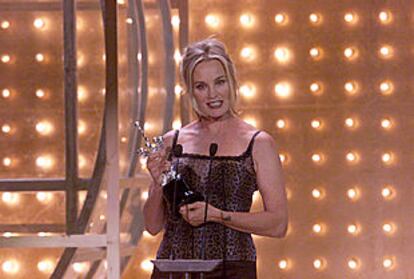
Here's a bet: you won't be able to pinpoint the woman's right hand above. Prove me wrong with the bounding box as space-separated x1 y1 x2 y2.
146 146 172 186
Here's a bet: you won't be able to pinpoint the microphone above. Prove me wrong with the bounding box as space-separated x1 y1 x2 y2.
173 144 183 157
209 143 218 157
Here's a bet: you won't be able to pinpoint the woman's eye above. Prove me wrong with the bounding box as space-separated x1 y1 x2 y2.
195 84 205 90
217 79 226 85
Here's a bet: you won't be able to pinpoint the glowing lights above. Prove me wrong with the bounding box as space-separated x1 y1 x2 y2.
310 119 323 130
347 223 361 236
309 47 323 60
174 84 183 96
378 11 393 24
381 117 393 130
345 117 358 129
1 124 11 134
344 47 359 60
1 54 11 63
35 53 45 62
33 18 46 29
347 187 360 201
383 256 395 270
274 47 292 64
36 155 54 170
382 152 395 165
140 259 154 272
1 20 10 30
78 120 87 135
346 151 360 164
204 14 220 28
313 258 326 270
174 49 181 64
1 192 19 205
77 86 88 102
274 82 292 99
240 47 256 62
344 81 359 95
381 185 395 200
239 83 256 98
311 188 325 200
36 192 53 203
379 45 394 59
311 153 324 164
309 13 322 25
37 259 55 273
240 13 255 28
279 153 287 164
312 223 326 235
275 119 287 130
243 117 257 128
278 259 289 270
344 12 358 25
347 258 360 270
382 222 396 235
2 88 11 98
171 15 180 28
36 89 46 98
72 262 89 273
172 119 182 130
2 260 20 274
36 121 54 135
3 157 12 167
141 191 149 201
274 13 288 25
126 17 134 25
379 80 394 95
309 82 323 95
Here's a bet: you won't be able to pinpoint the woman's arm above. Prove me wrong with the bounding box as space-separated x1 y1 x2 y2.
180 132 288 238
142 130 175 235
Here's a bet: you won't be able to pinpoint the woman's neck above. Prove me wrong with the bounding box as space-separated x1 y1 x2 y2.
197 113 235 133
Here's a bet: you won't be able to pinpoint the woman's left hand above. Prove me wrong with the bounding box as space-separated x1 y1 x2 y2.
179 201 220 227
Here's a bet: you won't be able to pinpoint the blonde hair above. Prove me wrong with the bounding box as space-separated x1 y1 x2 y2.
180 38 239 117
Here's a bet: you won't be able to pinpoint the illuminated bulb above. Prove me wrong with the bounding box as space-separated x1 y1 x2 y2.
174 49 181 64
347 223 360 235
126 18 133 24
78 154 86 168
379 81 394 95
383 257 395 269
309 13 322 24
2 260 19 274
78 120 87 135
36 121 54 135
2 124 11 134
274 47 291 64
36 156 53 169
311 119 322 129
309 47 322 59
278 259 288 270
243 117 257 128
240 47 255 61
347 187 360 201
3 232 17 238
346 152 359 163
174 85 182 96
3 157 12 167
99 214 105 221
2 88 11 98
344 12 358 24
37 259 54 273
73 262 89 273
117 0 125 4
312 188 325 200
310 82 323 95
345 117 357 128
2 192 19 205
1 54 11 63
36 192 53 203
276 119 286 129
240 13 255 28
38 232 52 237
344 81 358 95
77 86 88 102
141 191 149 201
279 153 287 164
172 119 182 130
274 13 288 25
239 83 256 98
143 122 153 131
274 82 292 98
381 118 393 130
348 258 360 270
171 15 180 28
36 89 46 98
313 258 325 270
35 53 45 62
379 45 393 59
312 223 324 234
204 14 220 28
33 18 45 29
139 157 147 169
140 259 153 272
1 20 10 29
378 11 392 24
311 153 323 163
382 152 394 164
381 186 395 200
344 47 358 60
382 222 396 234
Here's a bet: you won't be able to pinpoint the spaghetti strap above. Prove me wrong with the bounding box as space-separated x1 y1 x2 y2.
245 130 261 156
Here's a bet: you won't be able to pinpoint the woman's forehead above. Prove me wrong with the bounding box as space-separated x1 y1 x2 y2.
193 59 225 81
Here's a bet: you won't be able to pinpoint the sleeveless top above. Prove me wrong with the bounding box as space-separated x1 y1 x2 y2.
156 130 261 262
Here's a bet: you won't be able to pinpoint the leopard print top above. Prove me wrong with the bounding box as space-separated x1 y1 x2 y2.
156 130 261 261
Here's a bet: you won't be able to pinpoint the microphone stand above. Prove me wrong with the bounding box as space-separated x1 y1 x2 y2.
200 143 218 279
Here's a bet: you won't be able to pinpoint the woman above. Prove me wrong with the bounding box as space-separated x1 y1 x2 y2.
143 38 288 279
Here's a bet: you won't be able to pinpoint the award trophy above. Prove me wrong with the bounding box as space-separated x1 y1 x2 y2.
135 121 221 278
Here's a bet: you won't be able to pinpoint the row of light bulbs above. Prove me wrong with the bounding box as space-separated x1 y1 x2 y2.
1 87 105 101
203 10 395 29
307 222 398 236
0 154 88 169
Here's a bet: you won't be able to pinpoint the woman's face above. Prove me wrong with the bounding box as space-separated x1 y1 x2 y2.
192 59 231 120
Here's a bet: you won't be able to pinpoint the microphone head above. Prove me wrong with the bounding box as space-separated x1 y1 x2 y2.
173 144 183 157
209 143 218 157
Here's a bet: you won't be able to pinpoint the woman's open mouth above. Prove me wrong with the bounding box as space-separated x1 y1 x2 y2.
206 100 223 109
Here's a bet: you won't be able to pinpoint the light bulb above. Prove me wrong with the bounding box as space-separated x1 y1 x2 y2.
278 259 288 270
348 258 360 270
312 188 325 200
379 45 393 59
382 152 394 165
171 15 180 28
35 53 45 62
2 192 19 205
344 12 358 24
36 121 54 135
36 192 53 203
205 14 220 28
240 13 255 28
311 119 322 129
347 223 360 235
172 119 182 130
379 81 394 95
1 54 11 63
345 117 357 129
240 47 256 61
1 124 11 134
309 47 323 60
274 47 291 64
36 89 46 98
33 18 45 29
73 262 89 273
344 47 358 60
1 20 10 29
381 118 393 130
347 187 360 201
309 13 322 24
37 259 54 273
239 83 256 98
383 257 395 269
311 153 323 163
313 258 325 270
36 155 54 169
378 11 393 24
3 157 12 167
276 119 287 129
344 81 359 95
381 186 395 200
2 88 11 98
274 82 292 98
2 260 19 274
382 222 396 234
274 13 288 25
140 259 154 272
310 82 323 95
